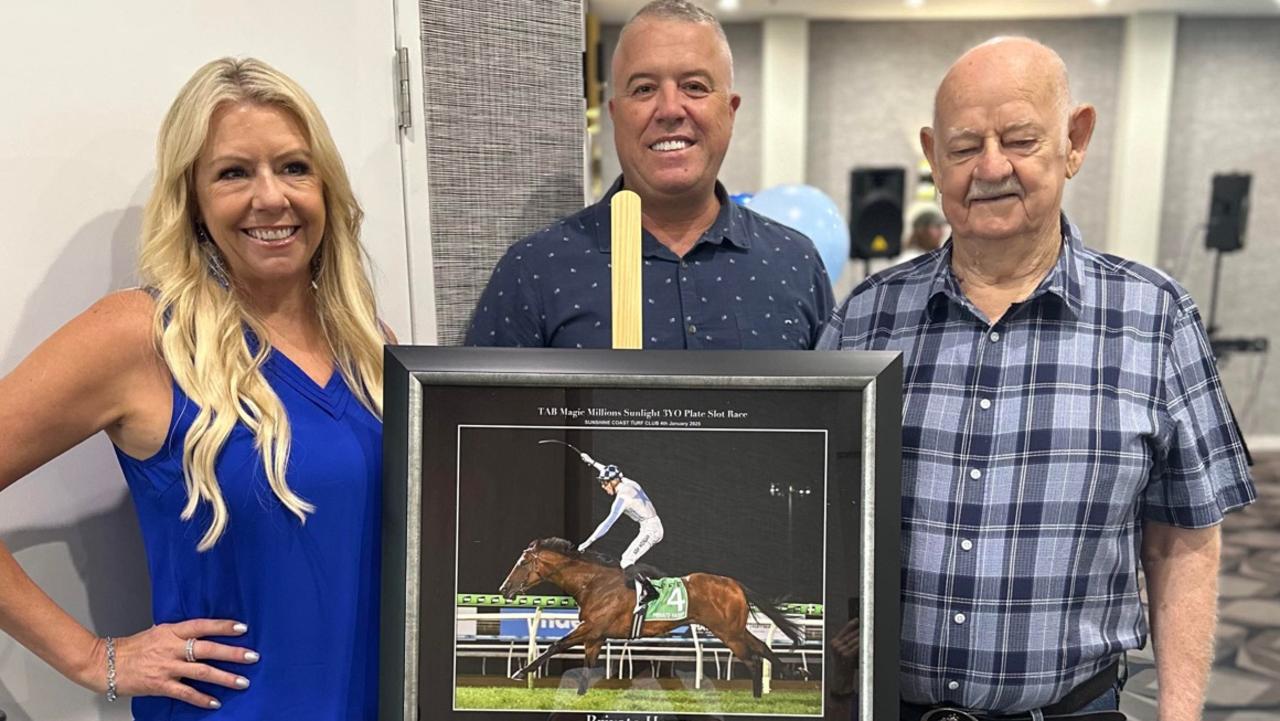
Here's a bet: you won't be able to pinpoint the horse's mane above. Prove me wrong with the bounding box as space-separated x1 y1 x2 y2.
533 537 667 578
533 537 618 567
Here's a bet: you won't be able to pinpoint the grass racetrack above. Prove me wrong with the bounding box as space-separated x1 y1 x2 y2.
455 684 822 715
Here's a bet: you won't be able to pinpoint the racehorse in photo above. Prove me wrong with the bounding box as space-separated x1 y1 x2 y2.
497 537 806 697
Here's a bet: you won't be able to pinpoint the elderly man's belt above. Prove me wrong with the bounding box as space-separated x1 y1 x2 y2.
918 710 1125 721
906 661 1121 721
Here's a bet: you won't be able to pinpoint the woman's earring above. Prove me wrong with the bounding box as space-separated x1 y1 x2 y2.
309 254 322 291
206 246 231 289
197 224 230 289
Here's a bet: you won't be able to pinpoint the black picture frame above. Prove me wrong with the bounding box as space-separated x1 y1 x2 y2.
381 348 901 721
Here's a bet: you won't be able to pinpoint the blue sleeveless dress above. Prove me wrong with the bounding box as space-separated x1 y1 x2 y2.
114 350 381 719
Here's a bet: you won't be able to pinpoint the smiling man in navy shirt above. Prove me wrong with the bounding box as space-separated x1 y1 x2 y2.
465 0 833 350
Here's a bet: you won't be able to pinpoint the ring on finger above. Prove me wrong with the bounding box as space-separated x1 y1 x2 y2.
185 637 197 664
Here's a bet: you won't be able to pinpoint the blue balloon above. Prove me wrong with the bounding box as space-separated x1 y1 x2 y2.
744 184 850 284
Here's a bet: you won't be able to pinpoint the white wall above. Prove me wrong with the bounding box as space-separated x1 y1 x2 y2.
0 2 410 718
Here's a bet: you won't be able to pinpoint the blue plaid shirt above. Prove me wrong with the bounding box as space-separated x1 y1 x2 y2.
818 215 1255 712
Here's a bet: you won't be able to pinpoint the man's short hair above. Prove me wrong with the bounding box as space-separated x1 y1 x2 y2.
617 0 734 86
631 0 719 25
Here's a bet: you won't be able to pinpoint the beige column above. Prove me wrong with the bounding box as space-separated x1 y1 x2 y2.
761 16 809 187
1106 12 1178 264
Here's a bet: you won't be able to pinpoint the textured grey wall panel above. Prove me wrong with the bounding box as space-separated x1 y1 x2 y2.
1158 18 1280 440
421 0 585 345
807 19 1123 251
598 22 763 197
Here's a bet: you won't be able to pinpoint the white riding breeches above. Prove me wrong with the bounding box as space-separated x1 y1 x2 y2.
620 518 664 568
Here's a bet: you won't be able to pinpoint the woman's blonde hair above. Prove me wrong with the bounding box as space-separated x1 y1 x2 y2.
138 57 385 550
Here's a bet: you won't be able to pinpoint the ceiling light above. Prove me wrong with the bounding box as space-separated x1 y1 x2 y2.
718 0 741 11
1091 0 1111 6
905 0 926 8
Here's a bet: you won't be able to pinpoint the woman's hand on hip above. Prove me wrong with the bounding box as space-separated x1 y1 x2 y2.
85 619 259 709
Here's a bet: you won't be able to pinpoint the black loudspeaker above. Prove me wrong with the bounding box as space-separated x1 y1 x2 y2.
849 167 906 259
1205 173 1251 252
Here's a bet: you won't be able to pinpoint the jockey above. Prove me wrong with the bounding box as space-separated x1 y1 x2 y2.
576 453 665 616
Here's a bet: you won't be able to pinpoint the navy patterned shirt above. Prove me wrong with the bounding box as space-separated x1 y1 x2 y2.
818 215 1254 712
465 177 834 349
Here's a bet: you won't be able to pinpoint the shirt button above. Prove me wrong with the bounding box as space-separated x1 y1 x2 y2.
954 612 967 624
688 324 697 334
979 398 992 410
947 680 960 691
969 468 982 480
960 539 973 551
989 331 1001 342
681 261 689 268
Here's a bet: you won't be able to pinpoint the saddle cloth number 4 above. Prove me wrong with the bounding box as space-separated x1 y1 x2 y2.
644 578 689 622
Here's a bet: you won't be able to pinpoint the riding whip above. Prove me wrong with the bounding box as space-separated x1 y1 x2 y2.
538 438 585 456
539 439 610 477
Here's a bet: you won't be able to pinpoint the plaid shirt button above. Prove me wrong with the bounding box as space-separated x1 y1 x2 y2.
969 468 982 480
979 398 992 410
960 539 973 551
954 613 967 624
947 681 960 691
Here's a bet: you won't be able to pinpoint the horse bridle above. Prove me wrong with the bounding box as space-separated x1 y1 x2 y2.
513 548 554 593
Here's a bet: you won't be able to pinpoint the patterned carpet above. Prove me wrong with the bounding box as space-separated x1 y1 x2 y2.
1121 451 1280 720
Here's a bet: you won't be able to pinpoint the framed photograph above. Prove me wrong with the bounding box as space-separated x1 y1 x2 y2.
381 348 901 721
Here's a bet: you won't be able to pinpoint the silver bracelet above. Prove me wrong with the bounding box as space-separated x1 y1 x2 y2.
105 636 118 702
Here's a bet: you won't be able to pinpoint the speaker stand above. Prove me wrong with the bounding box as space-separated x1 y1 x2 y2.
1207 247 1224 337
1203 245 1270 359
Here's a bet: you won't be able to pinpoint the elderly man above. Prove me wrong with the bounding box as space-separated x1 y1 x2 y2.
820 38 1254 720
466 0 833 349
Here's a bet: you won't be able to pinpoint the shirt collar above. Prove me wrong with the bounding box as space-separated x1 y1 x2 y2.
1041 214 1086 316
593 175 747 256
927 212 1085 319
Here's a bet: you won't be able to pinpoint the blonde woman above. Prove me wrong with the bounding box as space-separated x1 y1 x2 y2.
0 58 390 718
